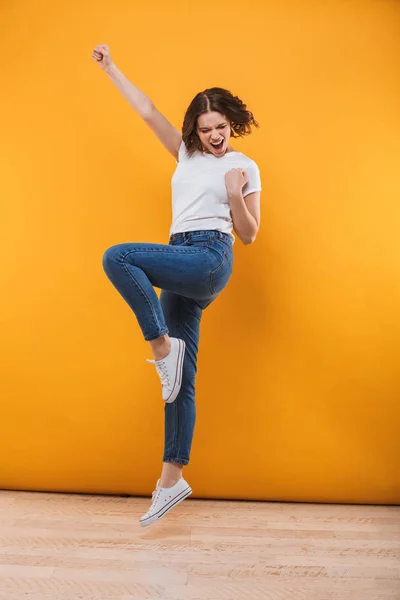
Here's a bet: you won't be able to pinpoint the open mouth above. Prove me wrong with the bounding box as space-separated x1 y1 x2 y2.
210 139 224 152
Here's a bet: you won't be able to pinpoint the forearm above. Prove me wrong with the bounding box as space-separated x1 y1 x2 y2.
229 193 258 244
103 63 153 118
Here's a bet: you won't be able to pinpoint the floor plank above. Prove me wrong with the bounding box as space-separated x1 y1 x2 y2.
0 490 398 599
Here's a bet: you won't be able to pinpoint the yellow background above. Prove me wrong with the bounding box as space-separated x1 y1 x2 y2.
1 0 399 503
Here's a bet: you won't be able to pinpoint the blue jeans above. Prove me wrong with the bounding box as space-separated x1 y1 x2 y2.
102 230 233 465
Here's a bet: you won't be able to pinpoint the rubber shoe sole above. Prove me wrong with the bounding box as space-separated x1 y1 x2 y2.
139 482 192 527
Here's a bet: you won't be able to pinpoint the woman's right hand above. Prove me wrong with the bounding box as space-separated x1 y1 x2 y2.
92 44 113 71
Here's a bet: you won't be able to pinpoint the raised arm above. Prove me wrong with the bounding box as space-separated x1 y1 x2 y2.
92 44 182 160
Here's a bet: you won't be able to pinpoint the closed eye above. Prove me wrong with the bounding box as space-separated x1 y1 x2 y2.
200 124 227 133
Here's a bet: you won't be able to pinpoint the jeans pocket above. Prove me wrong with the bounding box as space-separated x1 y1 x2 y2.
209 247 232 295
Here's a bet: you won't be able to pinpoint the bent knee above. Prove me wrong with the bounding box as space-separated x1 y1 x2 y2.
102 244 125 274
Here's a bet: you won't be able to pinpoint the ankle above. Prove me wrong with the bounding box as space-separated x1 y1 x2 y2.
150 336 171 361
159 476 182 488
159 461 183 488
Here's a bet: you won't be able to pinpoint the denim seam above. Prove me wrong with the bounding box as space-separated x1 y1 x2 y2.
120 250 165 339
209 250 226 295
129 247 208 254
172 297 182 459
145 330 169 342
162 457 189 466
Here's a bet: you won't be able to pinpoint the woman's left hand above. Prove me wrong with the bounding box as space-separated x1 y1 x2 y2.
225 168 249 197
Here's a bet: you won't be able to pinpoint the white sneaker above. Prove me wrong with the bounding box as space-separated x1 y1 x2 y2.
139 477 192 527
146 337 186 403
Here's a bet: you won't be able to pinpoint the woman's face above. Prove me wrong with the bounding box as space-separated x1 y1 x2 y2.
196 111 232 157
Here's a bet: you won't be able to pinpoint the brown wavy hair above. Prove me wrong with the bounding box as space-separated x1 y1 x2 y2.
182 87 259 157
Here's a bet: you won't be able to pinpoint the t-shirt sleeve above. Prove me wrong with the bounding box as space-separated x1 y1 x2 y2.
177 139 188 163
243 160 262 197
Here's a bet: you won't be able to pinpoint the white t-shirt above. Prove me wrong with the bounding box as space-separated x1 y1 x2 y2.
169 140 262 243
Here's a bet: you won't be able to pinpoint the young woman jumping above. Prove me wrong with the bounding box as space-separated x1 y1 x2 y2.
92 44 262 526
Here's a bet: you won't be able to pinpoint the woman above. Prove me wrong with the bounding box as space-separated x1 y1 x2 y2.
92 44 262 526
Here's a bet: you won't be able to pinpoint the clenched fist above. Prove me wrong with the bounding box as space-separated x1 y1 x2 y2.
225 168 249 197
92 44 113 70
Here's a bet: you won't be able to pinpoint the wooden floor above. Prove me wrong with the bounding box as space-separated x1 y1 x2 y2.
0 490 399 600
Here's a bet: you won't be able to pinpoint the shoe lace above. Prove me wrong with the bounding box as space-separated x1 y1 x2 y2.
156 361 170 387
152 489 161 503
151 480 161 503
147 359 170 387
